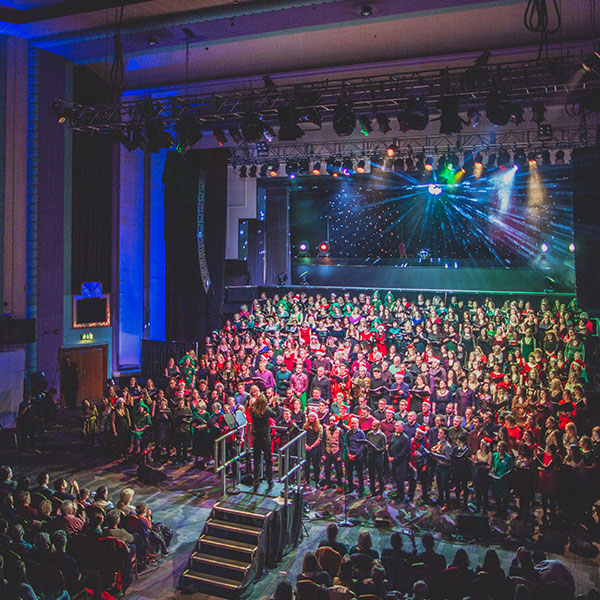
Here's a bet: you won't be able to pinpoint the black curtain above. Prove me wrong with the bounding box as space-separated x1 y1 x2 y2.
163 149 229 342
71 67 114 294
264 184 290 285
141 339 199 385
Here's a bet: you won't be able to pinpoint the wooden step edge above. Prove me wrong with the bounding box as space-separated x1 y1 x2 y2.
181 570 242 590
214 504 273 519
191 553 252 570
207 519 263 534
199 535 257 552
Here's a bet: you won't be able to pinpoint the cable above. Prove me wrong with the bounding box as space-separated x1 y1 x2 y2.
109 5 125 97
524 0 562 58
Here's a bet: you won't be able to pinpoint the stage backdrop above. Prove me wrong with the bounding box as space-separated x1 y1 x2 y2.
162 149 229 342
0 349 25 428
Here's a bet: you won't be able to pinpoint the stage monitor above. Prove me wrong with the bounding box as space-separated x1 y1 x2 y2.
72 296 110 328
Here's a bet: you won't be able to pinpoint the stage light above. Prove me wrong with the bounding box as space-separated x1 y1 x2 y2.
398 96 429 131
582 51 600 76
510 104 524 125
341 158 353 176
541 150 551 166
297 158 310 175
174 113 203 154
263 75 276 89
473 154 484 178
415 156 424 174
228 126 242 144
359 116 372 136
438 96 463 134
142 119 175 153
531 101 546 124
428 184 443 196
498 148 511 168
555 150 565 164
263 125 276 142
53 100 68 124
514 148 526 170
242 112 264 142
376 113 391 133
405 157 414 171
278 104 304 141
393 158 404 173
486 89 512 125
448 153 460 170
527 151 537 168
541 242 549 253
333 99 356 137
360 4 373 16
249 165 257 177
326 157 340 177
311 162 322 175
260 164 268 178
424 157 434 171
386 144 397 158
467 107 480 128
299 242 308 252
213 126 228 146
370 152 383 173
239 166 247 178
268 161 279 177
286 160 298 179
569 242 575 252
486 153 497 169
474 153 483 166
319 241 329 254
356 159 366 174
119 127 143 152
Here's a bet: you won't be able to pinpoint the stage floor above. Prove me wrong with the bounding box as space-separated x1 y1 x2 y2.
4 412 599 599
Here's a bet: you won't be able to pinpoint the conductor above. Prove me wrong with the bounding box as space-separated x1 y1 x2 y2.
249 389 278 489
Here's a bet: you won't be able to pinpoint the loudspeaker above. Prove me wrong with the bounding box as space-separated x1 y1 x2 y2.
0 319 36 344
571 148 600 314
457 514 489 537
137 463 168 485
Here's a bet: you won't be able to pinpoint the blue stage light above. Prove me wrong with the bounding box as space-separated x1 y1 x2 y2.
428 184 443 196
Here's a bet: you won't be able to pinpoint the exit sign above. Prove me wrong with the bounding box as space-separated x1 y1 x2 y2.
80 332 94 341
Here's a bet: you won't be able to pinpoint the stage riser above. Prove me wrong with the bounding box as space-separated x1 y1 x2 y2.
213 507 269 529
206 522 262 545
198 539 255 563
291 264 572 293
190 556 248 582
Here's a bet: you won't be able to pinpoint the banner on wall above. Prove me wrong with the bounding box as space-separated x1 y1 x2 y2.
0 349 25 428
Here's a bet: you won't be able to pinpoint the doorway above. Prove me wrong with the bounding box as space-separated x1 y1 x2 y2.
59 345 108 406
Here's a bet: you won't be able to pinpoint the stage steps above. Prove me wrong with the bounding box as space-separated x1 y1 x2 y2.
179 493 273 599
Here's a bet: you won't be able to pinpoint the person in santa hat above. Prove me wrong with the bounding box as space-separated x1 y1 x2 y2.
408 426 431 504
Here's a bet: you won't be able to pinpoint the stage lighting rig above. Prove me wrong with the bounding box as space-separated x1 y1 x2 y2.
239 166 247 178
386 143 397 157
486 89 513 125
393 158 404 173
174 113 203 154
467 107 481 128
228 126 242 144
249 165 257 177
356 159 366 174
341 158 353 176
311 162 322 175
424 156 434 171
438 96 463 134
555 150 565 164
268 161 279 177
376 113 391 133
263 124 276 143
213 126 228 146
531 101 546 124
242 111 264 142
333 99 356 137
286 160 298 179
398 96 429 131
359 115 373 136
318 241 330 256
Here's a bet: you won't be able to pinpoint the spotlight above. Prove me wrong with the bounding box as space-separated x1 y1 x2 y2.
486 89 512 126
393 158 404 173
510 104 524 125
569 242 575 252
142 119 175 153
277 272 288 285
359 116 372 136
438 96 463 134
428 184 443 196
326 157 340 177
405 157 414 171
473 153 484 177
241 112 264 142
486 153 497 169
174 113 203 154
467 107 480 128
541 150 551 166
286 160 298 179
498 148 511 168
341 158 353 176
278 104 304 141
239 166 247 178
53 100 68 124
360 4 373 16
263 124 276 143
527 151 537 168
228 126 243 144
415 156 424 173
333 99 356 137
298 241 309 253
531 101 546 124
555 150 565 164
386 144 397 158
424 157 434 171
541 242 549 253
311 162 322 175
249 165 257 177
297 158 310 175
371 152 383 173
318 241 330 256
514 148 526 170
268 161 279 177
213 126 228 146
376 113 391 133
119 127 143 152
398 96 429 131
263 75 276 89
474 153 483 166
582 51 600 76
448 153 460 170
260 164 268 178
356 159 366 174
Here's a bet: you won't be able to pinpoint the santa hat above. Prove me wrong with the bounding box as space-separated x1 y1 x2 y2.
416 426 428 436
422 400 431 409
329 415 339 423
483 437 493 445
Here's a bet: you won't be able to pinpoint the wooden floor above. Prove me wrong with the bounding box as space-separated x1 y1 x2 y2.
3 417 600 600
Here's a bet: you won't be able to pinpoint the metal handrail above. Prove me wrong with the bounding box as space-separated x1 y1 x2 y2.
214 424 248 498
